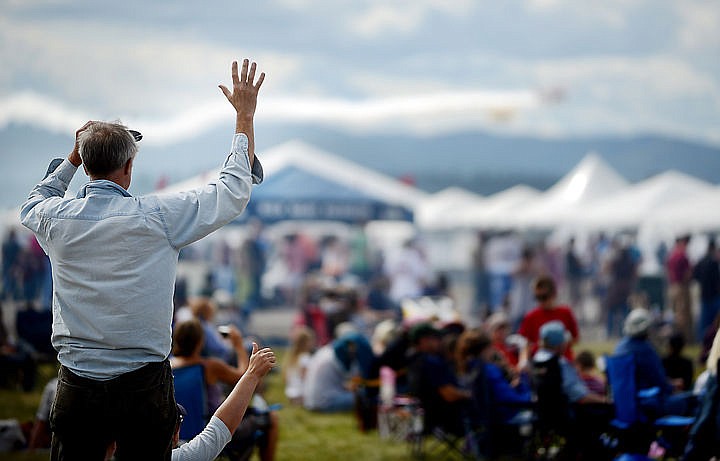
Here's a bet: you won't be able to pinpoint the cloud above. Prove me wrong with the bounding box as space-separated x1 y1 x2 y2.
345 0 475 38
1 0 719 147
0 88 542 142
0 14 302 116
674 0 720 50
524 0 638 28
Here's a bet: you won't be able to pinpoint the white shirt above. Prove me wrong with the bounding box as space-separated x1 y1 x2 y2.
172 416 231 461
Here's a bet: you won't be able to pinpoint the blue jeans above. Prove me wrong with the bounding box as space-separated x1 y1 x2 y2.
606 302 629 339
699 296 720 339
51 360 177 461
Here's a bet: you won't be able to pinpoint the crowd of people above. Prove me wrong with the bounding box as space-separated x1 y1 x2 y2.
276 271 720 459
0 52 719 461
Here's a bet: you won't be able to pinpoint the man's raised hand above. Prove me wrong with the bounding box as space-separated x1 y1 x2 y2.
219 59 265 119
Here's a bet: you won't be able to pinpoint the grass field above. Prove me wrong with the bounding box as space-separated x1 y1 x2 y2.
0 341 702 461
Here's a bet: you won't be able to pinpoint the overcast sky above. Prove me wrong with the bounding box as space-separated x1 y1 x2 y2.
1 0 719 146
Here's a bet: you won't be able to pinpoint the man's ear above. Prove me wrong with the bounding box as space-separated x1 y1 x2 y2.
83 164 89 176
124 156 134 175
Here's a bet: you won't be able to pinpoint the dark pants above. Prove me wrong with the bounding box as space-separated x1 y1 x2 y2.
51 360 177 461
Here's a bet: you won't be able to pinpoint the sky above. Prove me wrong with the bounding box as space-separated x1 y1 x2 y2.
1 0 719 147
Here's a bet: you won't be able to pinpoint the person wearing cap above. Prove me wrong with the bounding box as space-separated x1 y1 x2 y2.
407 322 472 437
613 308 691 417
484 311 522 370
302 331 376 413
532 321 607 459
19 58 265 460
518 274 580 361
533 321 606 406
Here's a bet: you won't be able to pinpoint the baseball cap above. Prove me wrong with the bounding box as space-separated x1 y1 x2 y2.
409 322 443 344
540 321 569 348
623 308 652 337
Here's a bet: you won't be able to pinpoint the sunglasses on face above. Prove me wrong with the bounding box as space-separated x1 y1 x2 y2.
535 292 552 302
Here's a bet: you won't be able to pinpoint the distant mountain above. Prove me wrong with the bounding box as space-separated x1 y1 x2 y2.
2 122 719 210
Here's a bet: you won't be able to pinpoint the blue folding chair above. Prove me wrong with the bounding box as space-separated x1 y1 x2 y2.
605 354 695 459
173 364 208 441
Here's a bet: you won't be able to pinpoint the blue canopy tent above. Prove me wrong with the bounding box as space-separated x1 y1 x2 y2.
162 140 426 225
239 165 414 223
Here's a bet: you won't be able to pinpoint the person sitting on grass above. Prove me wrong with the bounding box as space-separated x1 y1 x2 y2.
107 342 276 461
171 319 278 461
406 322 472 437
302 330 375 413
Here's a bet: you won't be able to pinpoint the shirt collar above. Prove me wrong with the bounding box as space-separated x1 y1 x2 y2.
76 180 133 198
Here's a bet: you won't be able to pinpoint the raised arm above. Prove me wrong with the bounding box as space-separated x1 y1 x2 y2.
214 342 276 434
20 121 94 227
219 59 265 167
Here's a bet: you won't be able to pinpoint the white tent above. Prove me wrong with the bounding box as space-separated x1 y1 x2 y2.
510 152 630 229
639 186 720 234
456 184 540 229
415 186 484 230
574 170 716 231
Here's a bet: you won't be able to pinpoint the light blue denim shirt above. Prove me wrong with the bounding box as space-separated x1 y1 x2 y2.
20 133 262 380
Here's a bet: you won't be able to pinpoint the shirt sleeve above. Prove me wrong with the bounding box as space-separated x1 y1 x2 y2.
486 363 531 404
171 415 232 461
564 308 580 341
156 133 262 249
20 159 78 233
561 359 590 402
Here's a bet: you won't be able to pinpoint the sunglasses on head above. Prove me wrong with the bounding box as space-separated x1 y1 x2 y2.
128 130 142 142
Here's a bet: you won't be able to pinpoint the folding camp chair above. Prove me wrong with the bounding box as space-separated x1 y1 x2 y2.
529 352 574 460
172 364 208 441
605 354 696 459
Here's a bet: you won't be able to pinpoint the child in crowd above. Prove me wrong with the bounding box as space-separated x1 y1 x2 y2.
662 331 694 392
574 349 607 396
283 326 316 405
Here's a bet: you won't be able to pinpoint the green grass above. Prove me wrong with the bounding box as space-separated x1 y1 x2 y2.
0 341 705 461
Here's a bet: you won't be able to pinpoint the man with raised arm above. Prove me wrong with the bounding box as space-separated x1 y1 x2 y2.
20 58 265 460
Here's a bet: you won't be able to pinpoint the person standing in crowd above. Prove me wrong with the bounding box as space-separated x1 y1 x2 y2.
666 235 694 342
603 238 639 339
518 274 580 360
485 231 522 313
19 58 265 460
564 237 585 319
471 231 490 317
384 238 431 304
509 246 543 330
693 238 720 342
1 228 21 300
237 218 268 323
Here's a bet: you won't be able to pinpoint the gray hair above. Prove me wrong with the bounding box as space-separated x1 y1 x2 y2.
78 121 138 176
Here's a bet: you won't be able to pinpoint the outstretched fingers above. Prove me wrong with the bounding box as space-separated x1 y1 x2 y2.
245 60 264 90
254 72 265 90
240 59 249 85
